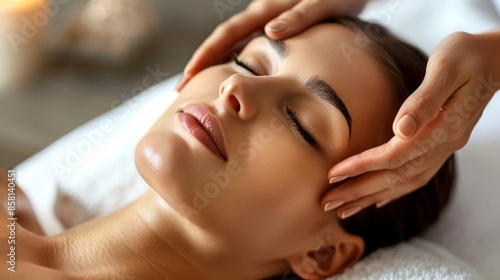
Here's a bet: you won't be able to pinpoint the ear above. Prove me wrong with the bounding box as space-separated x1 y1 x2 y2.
287 234 364 279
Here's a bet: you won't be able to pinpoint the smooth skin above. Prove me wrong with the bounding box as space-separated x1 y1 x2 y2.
178 0 500 218
1 23 397 279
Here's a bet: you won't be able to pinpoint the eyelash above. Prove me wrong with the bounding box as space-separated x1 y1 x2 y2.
233 54 261 76
233 53 317 147
286 108 317 146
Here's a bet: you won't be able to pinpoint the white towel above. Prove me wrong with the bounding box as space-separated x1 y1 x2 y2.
328 238 485 280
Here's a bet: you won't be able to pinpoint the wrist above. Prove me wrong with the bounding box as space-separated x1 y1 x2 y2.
475 29 500 91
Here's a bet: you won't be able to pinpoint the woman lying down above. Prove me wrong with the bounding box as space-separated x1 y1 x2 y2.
1 17 455 280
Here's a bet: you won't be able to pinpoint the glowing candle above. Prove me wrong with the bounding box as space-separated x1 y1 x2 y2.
0 0 47 90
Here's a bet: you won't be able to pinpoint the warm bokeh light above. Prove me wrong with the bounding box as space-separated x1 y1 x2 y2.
0 0 46 90
0 0 45 11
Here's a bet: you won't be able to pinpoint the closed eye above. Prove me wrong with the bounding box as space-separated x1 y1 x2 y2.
233 54 261 76
234 53 317 148
286 107 317 147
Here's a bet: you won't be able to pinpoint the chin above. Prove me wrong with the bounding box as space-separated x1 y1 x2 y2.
135 129 214 220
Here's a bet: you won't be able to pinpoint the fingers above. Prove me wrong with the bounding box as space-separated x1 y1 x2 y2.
327 86 475 182
265 0 339 40
324 78 485 217
392 47 470 139
323 155 448 218
177 0 299 91
322 31 497 218
265 0 368 40
328 136 400 182
178 0 370 91
327 130 432 182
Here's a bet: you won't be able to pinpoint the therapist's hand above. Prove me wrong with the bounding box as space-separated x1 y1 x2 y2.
323 31 500 218
176 0 368 91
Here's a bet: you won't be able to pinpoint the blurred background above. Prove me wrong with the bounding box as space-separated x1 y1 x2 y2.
0 0 251 167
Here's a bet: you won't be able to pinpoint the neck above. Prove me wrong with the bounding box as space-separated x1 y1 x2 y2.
47 190 223 279
43 189 286 279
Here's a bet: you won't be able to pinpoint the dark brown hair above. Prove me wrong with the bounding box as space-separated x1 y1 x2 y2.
281 17 455 279
331 17 455 258
273 17 455 280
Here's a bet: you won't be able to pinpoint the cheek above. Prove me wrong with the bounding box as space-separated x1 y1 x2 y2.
208 135 329 254
220 171 330 258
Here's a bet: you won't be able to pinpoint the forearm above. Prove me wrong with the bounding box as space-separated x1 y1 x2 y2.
476 28 500 91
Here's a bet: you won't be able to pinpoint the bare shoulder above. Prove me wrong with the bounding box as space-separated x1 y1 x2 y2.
1 170 73 278
1 262 74 280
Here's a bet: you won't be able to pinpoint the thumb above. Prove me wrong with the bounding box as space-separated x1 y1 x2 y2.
393 59 462 138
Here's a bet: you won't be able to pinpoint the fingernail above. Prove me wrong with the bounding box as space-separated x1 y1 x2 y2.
266 20 288 33
396 114 417 138
376 199 391 208
324 200 344 212
341 206 362 219
329 175 348 184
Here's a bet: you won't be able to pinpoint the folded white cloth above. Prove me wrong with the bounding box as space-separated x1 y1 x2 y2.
328 238 485 280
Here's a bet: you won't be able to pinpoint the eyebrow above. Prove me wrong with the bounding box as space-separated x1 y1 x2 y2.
265 36 288 59
305 76 352 135
265 37 352 135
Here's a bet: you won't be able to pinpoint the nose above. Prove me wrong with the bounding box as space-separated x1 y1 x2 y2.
218 74 260 121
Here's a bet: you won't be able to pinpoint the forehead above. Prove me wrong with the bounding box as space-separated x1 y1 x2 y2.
282 23 388 97
283 23 395 155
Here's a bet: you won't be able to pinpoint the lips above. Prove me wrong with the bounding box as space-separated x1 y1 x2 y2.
178 103 227 161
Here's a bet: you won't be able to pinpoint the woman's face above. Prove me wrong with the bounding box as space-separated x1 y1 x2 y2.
136 23 393 265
